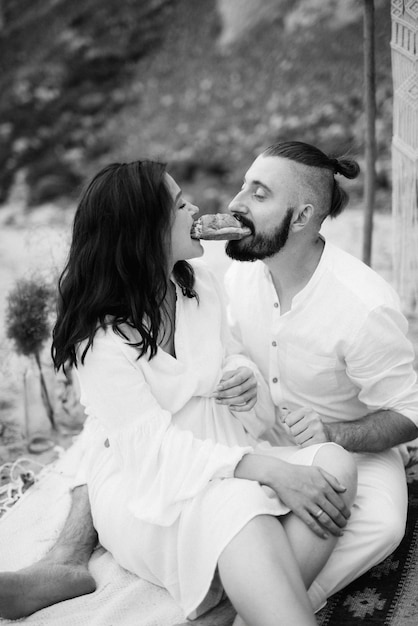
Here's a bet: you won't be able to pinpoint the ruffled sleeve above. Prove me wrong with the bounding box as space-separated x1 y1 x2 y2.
76 329 251 526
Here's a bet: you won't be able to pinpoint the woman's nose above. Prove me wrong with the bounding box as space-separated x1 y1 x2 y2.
188 203 199 216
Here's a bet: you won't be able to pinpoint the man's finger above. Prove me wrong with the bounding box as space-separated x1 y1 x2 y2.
284 408 309 427
288 420 310 437
295 432 315 446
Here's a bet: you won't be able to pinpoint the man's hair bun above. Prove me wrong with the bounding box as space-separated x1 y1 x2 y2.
333 158 360 180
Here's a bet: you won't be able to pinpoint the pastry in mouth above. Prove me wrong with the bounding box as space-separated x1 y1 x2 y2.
190 213 251 240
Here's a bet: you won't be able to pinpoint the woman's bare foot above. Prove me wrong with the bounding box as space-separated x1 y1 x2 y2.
0 559 96 619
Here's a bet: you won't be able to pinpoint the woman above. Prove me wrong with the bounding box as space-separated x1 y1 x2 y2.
52 160 357 626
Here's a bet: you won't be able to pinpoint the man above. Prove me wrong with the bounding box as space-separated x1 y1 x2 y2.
1 140 417 619
222 140 418 610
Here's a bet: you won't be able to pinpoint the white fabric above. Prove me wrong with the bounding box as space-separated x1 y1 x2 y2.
0 440 190 626
309 447 408 608
0 436 331 625
225 239 418 436
224 239 416 607
74 261 326 619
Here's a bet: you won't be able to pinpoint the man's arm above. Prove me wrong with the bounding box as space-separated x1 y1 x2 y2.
325 410 418 452
283 407 418 452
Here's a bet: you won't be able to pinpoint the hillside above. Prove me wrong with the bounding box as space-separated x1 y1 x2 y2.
0 0 392 211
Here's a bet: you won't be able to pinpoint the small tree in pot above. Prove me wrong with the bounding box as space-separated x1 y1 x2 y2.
5 276 56 435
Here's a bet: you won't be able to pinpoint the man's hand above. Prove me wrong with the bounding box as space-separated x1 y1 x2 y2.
213 367 257 412
282 407 331 447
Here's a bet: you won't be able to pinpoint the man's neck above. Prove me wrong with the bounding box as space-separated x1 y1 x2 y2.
264 235 325 314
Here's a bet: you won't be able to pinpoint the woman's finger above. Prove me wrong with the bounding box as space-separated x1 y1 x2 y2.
323 488 351 520
229 396 257 411
319 468 347 493
217 387 256 406
216 377 256 399
295 509 330 540
309 506 345 536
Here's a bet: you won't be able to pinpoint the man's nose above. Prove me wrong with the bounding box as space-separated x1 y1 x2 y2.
228 193 246 215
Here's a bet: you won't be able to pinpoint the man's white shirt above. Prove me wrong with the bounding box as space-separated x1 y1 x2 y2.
224 239 418 450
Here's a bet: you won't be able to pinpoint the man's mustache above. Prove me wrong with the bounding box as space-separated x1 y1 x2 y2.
234 215 254 233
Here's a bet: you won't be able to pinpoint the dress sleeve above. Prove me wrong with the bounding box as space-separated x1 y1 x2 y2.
76 330 251 526
345 305 418 426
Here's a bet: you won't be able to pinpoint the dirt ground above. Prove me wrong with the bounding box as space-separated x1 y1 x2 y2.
0 202 417 472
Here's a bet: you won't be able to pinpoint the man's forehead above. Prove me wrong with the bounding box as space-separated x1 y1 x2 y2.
245 155 295 186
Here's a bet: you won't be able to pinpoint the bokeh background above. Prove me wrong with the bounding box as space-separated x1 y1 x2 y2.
0 0 391 211
0 0 400 466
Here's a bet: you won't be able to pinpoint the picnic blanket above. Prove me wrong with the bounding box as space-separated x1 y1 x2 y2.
0 438 223 626
1 438 418 625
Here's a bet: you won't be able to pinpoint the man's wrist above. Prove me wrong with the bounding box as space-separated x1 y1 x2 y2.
324 422 337 444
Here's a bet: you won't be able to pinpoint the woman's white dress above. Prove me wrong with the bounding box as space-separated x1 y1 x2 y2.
75 261 324 619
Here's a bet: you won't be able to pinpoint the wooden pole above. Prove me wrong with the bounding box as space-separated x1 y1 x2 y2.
362 0 376 267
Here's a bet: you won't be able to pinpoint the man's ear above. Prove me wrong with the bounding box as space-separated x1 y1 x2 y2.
291 204 314 232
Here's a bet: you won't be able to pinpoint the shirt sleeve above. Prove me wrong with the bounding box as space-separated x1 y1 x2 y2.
76 330 251 526
345 305 418 426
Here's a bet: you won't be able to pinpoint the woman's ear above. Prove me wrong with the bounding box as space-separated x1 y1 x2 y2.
291 204 314 232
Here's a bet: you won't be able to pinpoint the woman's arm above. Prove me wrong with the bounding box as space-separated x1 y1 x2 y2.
77 330 251 526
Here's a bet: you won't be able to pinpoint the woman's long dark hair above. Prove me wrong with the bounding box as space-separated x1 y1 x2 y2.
52 160 197 371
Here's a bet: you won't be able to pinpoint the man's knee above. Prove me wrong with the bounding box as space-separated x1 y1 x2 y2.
351 492 407 559
375 506 406 553
314 444 358 503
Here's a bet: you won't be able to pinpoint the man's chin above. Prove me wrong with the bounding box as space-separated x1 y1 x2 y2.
225 241 258 262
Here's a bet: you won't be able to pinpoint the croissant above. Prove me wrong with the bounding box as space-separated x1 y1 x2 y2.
191 214 251 240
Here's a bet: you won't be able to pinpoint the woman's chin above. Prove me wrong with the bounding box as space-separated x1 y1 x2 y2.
186 240 205 260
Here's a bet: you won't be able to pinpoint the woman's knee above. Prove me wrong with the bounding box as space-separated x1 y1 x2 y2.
313 444 358 503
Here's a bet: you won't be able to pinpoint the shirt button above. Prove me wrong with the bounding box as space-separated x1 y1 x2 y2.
273 303 279 308
272 377 278 383
272 341 277 347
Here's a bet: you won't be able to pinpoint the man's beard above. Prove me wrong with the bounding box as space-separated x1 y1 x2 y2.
226 208 293 262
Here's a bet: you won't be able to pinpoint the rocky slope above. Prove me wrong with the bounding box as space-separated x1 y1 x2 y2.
0 0 392 210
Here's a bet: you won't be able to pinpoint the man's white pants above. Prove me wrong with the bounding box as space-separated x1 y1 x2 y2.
308 447 408 611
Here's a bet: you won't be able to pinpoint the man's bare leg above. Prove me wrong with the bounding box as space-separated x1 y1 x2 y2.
0 484 97 619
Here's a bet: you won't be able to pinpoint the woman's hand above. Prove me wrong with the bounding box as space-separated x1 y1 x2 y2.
213 366 257 412
234 454 350 539
269 461 350 539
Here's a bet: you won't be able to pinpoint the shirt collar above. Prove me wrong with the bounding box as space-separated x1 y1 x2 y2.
263 236 330 309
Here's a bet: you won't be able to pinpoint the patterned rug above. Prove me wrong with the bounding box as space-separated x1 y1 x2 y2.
316 446 418 625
